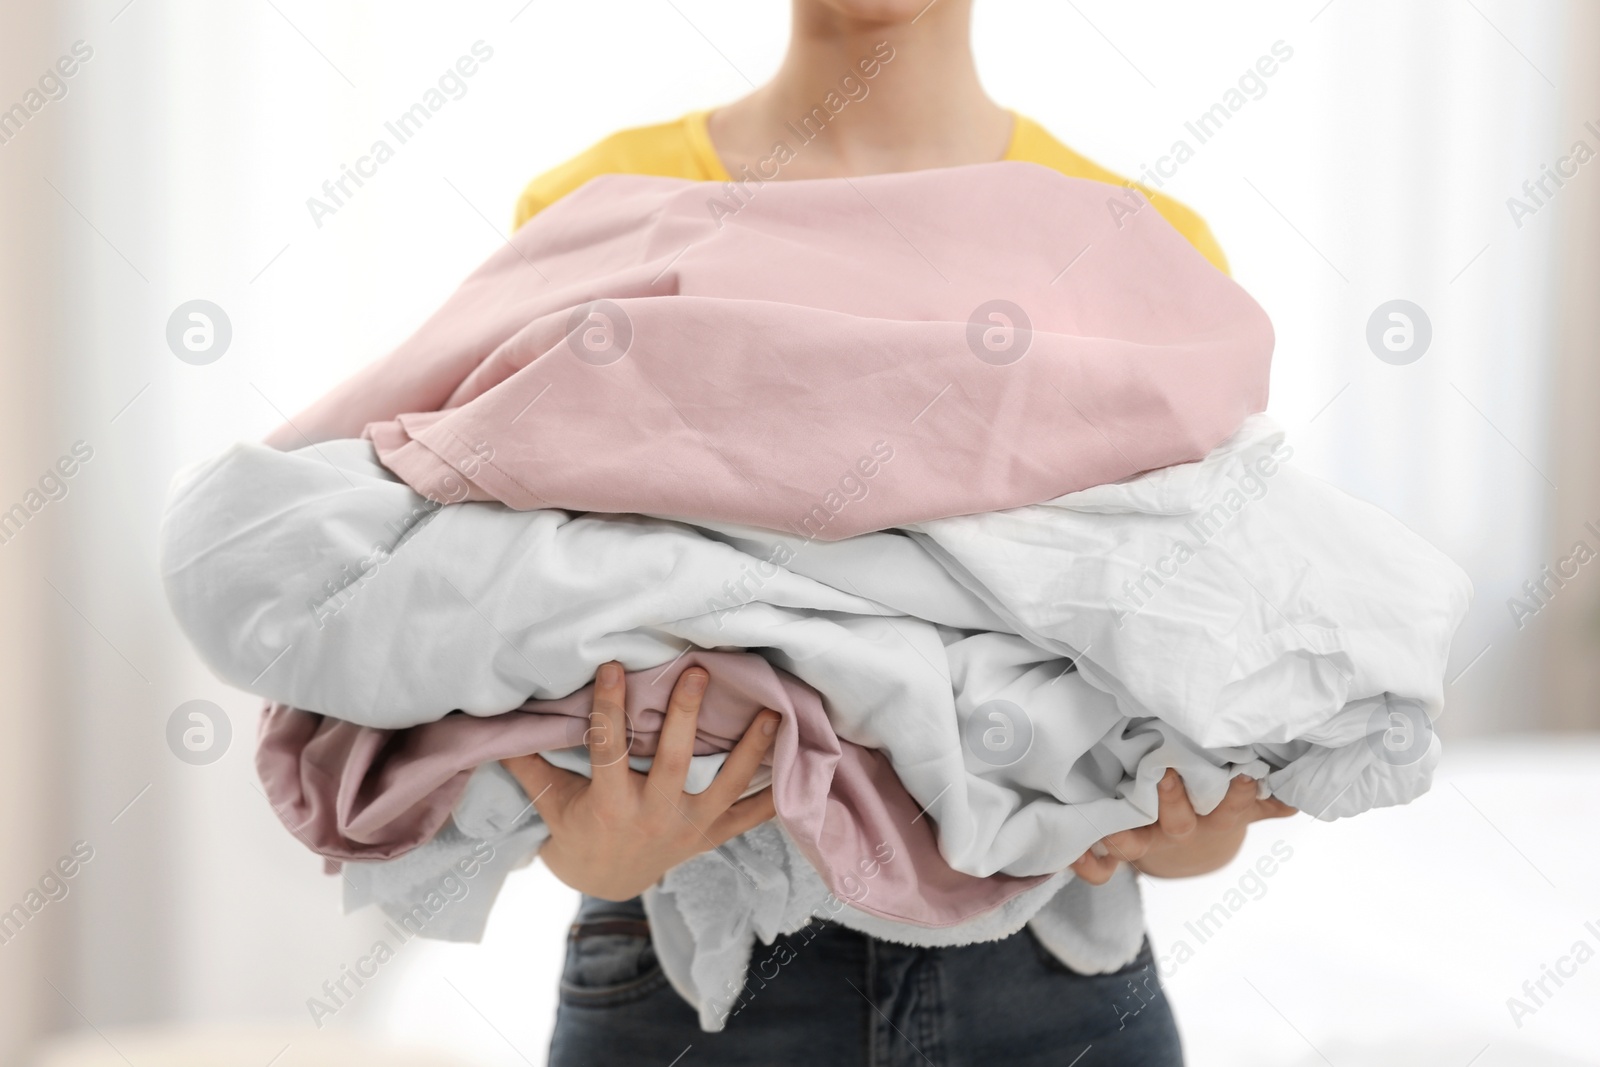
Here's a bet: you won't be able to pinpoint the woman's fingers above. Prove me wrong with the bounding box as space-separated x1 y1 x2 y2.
1252 796 1299 821
696 709 780 814
586 661 635 800
1213 774 1261 822
646 667 708 795
1156 769 1198 839
1070 849 1120 885
1101 825 1154 865
707 787 777 846
499 753 585 826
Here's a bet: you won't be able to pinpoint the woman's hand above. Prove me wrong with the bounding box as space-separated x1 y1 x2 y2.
500 661 780 901
1070 770 1297 884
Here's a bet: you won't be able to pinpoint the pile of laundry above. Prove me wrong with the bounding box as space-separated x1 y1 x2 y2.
160 162 1471 1030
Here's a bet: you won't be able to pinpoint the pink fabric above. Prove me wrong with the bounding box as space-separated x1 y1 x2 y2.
265 162 1272 539
255 163 1275 926
258 651 1043 926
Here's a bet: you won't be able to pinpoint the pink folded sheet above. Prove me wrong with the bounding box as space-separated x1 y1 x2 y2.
265 161 1272 538
259 651 1044 926
256 162 1275 926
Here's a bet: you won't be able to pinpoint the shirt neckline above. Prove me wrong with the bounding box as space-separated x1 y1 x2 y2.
685 108 1025 182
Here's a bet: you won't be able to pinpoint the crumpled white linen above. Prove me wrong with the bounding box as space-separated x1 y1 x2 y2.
908 419 1469 759
343 758 1143 1033
161 416 1468 882
161 414 1470 1029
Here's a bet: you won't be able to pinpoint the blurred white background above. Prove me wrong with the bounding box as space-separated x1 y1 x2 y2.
2 1 1596 1064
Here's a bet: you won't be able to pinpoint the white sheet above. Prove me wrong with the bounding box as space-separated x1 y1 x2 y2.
159 414 1472 1031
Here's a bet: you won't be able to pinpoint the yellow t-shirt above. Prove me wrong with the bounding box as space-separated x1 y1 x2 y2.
513 110 1229 275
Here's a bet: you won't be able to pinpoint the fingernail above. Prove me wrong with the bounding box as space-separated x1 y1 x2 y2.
682 669 706 693
600 662 622 685
1160 773 1176 792
761 713 778 736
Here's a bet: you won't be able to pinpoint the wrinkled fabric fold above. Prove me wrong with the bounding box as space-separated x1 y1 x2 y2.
256 649 1050 923
159 163 1471 975
165 421 1469 929
263 163 1273 540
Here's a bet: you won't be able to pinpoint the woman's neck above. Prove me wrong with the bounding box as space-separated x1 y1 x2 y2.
708 1 1012 180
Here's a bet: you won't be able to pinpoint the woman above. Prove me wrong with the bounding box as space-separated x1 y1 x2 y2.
501 3 1293 1063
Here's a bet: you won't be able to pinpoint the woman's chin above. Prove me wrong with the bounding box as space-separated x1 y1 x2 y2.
811 0 944 26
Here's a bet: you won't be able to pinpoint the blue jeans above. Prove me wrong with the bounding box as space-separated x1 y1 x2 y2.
548 894 1184 1066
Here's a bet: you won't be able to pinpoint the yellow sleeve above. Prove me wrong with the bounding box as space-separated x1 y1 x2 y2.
1008 114 1230 276
1142 190 1230 276
514 112 1231 276
513 116 714 229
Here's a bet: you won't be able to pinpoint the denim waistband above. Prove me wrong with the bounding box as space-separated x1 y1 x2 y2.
574 892 648 928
